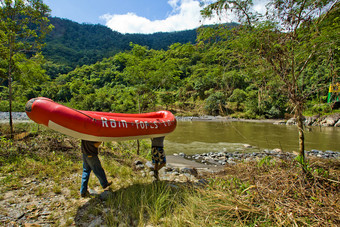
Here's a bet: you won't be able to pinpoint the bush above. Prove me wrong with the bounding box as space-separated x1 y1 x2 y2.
229 89 247 111
0 101 25 112
204 91 227 116
265 106 282 119
158 92 176 110
308 103 332 115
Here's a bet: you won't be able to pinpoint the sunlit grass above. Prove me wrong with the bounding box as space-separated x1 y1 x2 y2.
103 181 186 226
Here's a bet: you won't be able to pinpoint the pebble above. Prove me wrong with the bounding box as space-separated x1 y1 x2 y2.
145 161 154 170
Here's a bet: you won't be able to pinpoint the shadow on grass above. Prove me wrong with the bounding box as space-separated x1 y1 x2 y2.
74 180 191 226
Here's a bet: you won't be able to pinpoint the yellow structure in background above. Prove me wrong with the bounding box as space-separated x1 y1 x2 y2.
329 83 340 93
327 82 340 105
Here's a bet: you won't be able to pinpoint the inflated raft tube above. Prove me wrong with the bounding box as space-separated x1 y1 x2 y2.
25 97 177 142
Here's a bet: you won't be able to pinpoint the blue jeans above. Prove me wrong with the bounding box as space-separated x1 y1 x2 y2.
80 154 109 194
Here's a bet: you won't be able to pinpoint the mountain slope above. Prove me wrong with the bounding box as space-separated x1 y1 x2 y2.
43 17 198 72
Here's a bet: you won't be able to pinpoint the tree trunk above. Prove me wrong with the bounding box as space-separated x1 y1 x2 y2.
9 75 13 138
136 94 140 155
137 140 140 155
296 107 306 173
8 37 14 138
296 114 305 161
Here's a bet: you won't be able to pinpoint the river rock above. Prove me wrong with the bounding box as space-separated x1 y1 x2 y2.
320 114 340 127
134 160 145 170
273 120 286 125
304 115 319 126
286 118 297 125
273 148 282 153
219 160 227 165
227 160 236 165
180 167 198 177
335 119 340 127
134 160 143 165
145 161 154 170
135 164 144 170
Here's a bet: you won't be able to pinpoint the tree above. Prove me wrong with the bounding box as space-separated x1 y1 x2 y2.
0 0 53 136
201 0 339 168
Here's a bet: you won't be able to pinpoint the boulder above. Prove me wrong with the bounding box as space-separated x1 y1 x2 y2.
273 120 286 125
304 115 319 126
243 144 252 148
286 118 296 125
320 114 340 127
272 148 282 153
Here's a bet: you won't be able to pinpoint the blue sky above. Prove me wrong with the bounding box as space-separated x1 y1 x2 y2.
44 0 268 34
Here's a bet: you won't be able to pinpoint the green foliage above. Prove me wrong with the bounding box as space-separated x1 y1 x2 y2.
0 0 53 133
42 17 198 77
158 91 176 110
0 100 24 112
204 91 227 116
307 103 333 115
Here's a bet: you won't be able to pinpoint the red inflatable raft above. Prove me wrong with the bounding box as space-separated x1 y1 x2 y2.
25 97 177 142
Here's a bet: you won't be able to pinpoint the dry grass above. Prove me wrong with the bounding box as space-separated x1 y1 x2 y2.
188 158 340 226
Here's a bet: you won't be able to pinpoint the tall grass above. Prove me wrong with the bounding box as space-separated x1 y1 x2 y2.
103 182 184 226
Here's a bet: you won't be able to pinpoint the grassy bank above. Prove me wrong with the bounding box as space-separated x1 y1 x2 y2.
0 123 339 226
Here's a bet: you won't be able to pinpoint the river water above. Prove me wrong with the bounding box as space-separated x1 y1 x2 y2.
164 121 340 155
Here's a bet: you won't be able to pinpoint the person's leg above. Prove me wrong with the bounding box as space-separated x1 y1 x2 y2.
152 146 166 180
86 155 109 188
80 154 92 195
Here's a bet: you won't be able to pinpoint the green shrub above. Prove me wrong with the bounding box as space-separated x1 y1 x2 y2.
204 91 227 116
0 101 25 112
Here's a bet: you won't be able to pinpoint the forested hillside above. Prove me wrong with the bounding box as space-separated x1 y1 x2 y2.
42 17 198 77
1 4 339 119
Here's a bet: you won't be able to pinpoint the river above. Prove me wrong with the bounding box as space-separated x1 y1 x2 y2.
164 121 340 155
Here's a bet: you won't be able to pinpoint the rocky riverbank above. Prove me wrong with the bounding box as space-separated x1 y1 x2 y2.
178 148 340 166
132 148 340 184
279 113 340 127
0 112 29 122
177 113 340 127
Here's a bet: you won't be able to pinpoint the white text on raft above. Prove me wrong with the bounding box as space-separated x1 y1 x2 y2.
101 117 172 129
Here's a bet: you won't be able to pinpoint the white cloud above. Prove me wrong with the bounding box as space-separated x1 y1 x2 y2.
253 0 269 14
101 0 228 34
101 0 269 34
